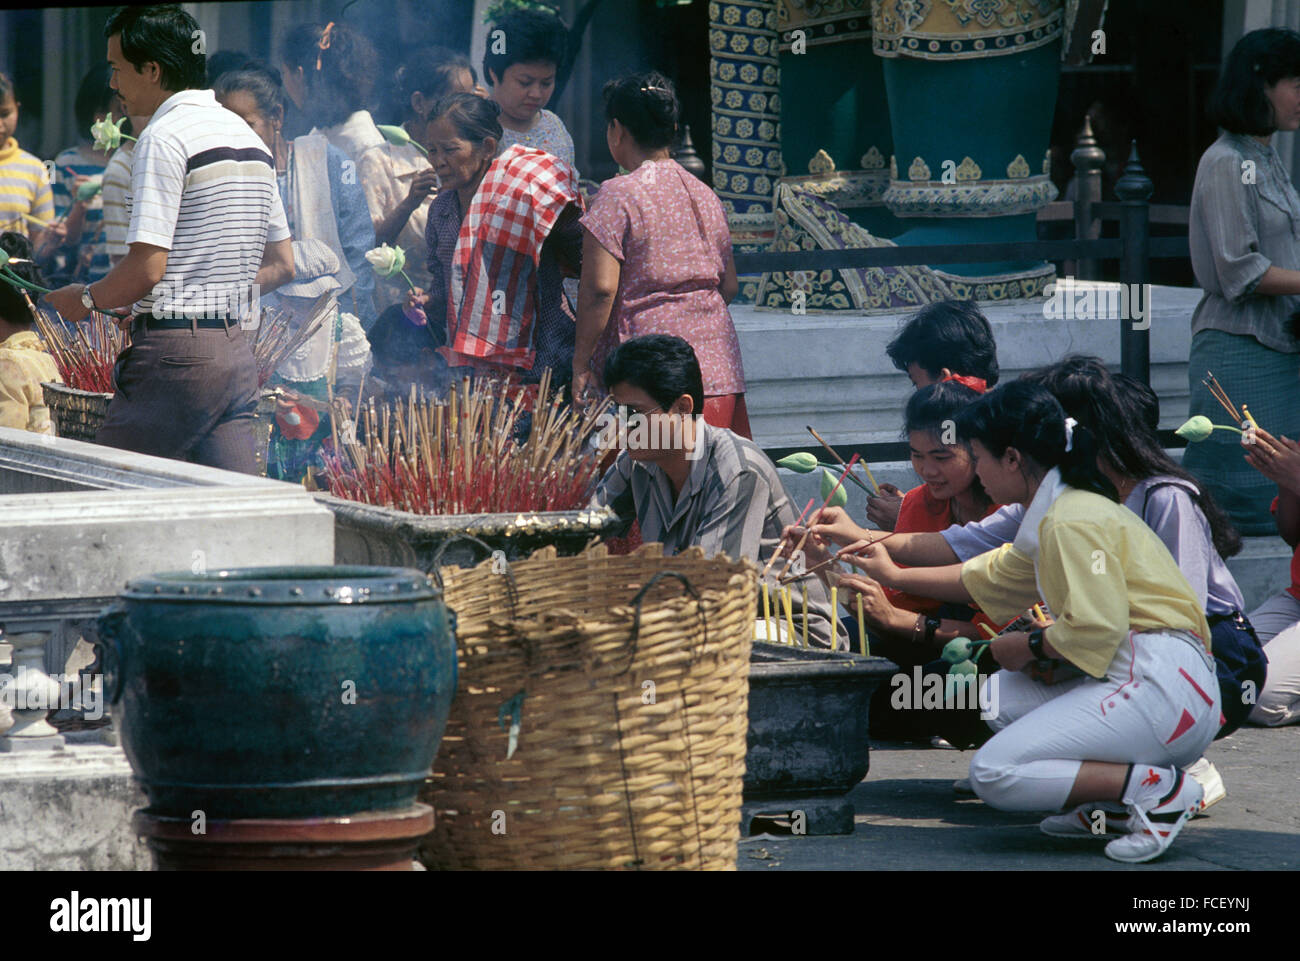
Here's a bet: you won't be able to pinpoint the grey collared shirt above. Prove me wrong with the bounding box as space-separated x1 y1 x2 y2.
1189 132 1300 353
590 420 845 648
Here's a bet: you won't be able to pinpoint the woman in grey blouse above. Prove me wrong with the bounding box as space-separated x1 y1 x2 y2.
1186 29 1300 535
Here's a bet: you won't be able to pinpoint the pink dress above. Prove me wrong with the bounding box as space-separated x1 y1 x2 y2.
580 159 745 397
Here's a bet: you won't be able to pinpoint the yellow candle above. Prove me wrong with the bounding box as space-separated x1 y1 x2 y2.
762 581 773 643
980 622 997 639
1242 404 1259 429
856 593 868 656
782 587 796 645
829 586 838 651
801 583 809 648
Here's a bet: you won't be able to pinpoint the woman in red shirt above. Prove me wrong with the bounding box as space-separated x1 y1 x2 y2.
815 381 1000 668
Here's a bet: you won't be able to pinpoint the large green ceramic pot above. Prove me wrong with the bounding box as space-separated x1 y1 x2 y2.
96 566 456 820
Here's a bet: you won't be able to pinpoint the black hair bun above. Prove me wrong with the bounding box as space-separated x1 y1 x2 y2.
0 231 34 261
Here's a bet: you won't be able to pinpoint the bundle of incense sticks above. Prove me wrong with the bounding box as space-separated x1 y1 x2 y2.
28 296 124 394
251 293 334 388
1202 371 1245 424
317 369 613 515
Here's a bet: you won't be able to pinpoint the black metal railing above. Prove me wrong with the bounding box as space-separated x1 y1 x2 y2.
733 126 1185 387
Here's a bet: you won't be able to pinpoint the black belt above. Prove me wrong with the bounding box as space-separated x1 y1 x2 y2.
133 313 237 331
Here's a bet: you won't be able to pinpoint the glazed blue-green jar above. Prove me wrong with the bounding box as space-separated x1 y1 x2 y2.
96 566 456 820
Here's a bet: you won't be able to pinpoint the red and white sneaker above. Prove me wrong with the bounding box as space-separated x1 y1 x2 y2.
1039 803 1132 839
1105 768 1203 864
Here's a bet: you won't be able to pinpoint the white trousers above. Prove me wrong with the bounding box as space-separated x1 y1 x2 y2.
970 631 1222 812
1246 591 1300 726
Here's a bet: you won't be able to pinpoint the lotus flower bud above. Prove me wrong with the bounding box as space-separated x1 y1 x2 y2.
377 124 412 147
942 637 973 664
776 451 818 473
820 467 847 508
947 658 978 677
1175 415 1214 443
77 179 104 203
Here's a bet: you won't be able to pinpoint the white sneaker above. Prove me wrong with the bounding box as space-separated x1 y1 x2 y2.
1039 804 1132 839
1105 769 1203 864
1184 758 1226 813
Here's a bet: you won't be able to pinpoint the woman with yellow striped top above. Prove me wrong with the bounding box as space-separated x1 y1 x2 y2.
846 381 1222 863
0 75 55 256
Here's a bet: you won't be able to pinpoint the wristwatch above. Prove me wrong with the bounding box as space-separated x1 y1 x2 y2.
80 285 97 311
1027 628 1047 661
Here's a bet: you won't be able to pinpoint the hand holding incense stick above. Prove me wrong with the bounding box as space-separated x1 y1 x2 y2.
776 454 860 580
761 496 817 580
780 530 901 584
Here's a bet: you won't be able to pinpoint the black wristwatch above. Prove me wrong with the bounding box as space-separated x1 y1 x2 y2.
924 616 940 645
1028 628 1047 661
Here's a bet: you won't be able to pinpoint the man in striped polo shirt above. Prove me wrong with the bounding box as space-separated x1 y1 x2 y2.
589 334 846 649
46 4 293 473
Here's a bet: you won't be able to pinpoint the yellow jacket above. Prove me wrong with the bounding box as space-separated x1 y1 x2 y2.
961 469 1211 679
0 330 61 435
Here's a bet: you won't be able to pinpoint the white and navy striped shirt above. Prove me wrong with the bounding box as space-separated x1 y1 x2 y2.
127 89 290 319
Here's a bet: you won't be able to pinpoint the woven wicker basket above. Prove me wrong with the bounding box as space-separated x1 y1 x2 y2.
42 381 113 442
420 542 756 870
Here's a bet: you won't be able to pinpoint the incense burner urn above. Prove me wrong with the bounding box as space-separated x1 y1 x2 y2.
744 643 897 834
96 565 457 819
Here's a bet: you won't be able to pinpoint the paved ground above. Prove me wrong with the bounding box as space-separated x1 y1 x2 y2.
739 724 1300 871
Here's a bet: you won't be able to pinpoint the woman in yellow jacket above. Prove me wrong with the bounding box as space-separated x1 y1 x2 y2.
848 380 1221 863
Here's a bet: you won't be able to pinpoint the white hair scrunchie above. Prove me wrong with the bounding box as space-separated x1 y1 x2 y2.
1063 416 1078 453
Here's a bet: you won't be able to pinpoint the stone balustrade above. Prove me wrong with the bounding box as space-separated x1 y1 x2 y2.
0 428 334 868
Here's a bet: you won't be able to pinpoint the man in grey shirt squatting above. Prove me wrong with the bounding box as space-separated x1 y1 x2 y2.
47 4 293 474
589 334 845 648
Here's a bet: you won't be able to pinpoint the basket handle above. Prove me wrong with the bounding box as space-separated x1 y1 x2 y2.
426 532 519 621
619 570 708 675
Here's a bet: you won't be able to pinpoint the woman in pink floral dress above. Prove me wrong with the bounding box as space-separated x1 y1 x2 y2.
573 72 749 437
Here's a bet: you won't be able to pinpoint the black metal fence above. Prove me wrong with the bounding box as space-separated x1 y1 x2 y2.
733 138 1188 387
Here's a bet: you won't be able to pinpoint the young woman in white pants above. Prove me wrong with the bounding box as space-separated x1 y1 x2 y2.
846 381 1222 863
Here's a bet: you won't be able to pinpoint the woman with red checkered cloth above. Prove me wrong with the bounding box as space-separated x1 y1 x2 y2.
421 93 581 392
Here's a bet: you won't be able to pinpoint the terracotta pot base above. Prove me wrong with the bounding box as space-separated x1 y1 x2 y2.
133 804 434 871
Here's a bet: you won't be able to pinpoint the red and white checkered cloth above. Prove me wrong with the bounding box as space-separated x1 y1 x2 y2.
441 144 582 370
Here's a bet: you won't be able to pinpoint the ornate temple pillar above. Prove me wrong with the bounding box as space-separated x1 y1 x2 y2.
710 0 783 303
871 0 1074 301
777 0 898 237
